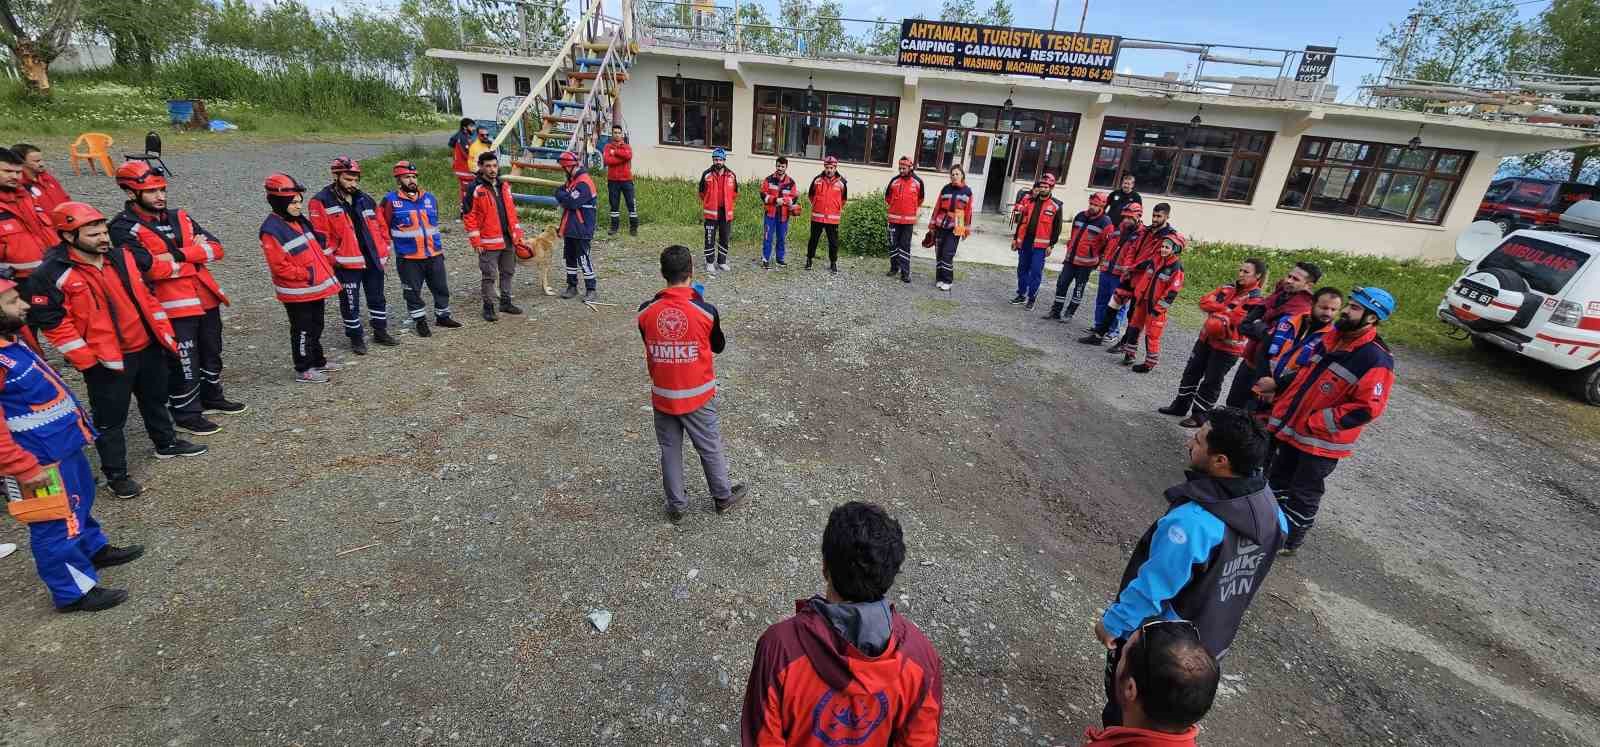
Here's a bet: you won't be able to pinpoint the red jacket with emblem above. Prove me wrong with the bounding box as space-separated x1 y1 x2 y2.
0 187 54 279
760 173 798 221
461 177 525 253
1266 324 1395 459
1118 223 1178 276
22 171 69 213
1240 287 1313 367
1010 192 1065 252
24 244 178 372
259 213 340 304
884 173 925 225
603 140 633 182
637 286 724 415
929 183 972 232
699 167 739 221
807 173 848 225
110 205 229 319
308 186 391 271
740 598 942 747
1098 223 1144 275
1064 210 1113 267
448 129 475 183
1117 250 1186 318
1197 280 1264 355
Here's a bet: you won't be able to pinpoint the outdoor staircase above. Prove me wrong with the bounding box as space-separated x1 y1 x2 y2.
492 0 638 207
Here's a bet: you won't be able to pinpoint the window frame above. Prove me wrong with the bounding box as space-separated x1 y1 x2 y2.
1276 136 1473 225
1088 116 1273 205
751 85 899 166
915 101 1080 183
656 76 734 150
514 76 532 97
481 73 499 94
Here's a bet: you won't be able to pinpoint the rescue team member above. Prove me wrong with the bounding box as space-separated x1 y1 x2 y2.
602 124 638 236
1008 173 1063 310
1255 287 1396 555
0 148 54 280
698 148 737 276
927 165 972 292
447 117 477 210
12 144 70 212
1261 287 1344 387
463 151 526 321
109 161 245 438
260 174 341 383
741 501 942 746
309 157 396 354
1224 261 1320 411
381 160 460 337
1080 202 1144 344
27 202 207 500
804 156 846 274
1041 192 1111 322
884 156 924 283
1085 619 1219 747
467 127 495 178
1094 408 1285 725
1159 259 1267 428
1106 173 1141 225
758 157 796 270
1107 228 1187 373
554 150 599 302
637 245 747 524
0 273 145 613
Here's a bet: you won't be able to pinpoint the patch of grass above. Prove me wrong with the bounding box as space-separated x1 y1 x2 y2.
914 297 959 317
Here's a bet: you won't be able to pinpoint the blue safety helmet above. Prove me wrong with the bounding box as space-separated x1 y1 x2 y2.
1350 286 1396 321
711 147 727 160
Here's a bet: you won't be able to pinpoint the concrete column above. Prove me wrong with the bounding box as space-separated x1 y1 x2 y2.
726 59 755 176
897 74 923 204
1249 118 1304 211
1065 93 1111 194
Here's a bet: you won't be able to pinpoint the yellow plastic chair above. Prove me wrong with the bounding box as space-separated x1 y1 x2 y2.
69 133 115 176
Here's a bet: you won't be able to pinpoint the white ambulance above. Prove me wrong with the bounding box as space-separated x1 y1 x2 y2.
1440 199 1600 405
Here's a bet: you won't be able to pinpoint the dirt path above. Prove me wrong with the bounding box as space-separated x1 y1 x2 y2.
1 143 1597 746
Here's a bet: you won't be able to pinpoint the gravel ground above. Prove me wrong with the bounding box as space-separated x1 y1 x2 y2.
1 137 1598 746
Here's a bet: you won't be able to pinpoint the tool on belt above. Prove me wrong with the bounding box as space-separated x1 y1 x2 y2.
5 464 77 536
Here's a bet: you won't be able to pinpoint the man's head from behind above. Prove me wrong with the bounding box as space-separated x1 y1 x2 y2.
1188 407 1268 478
1114 620 1220 733
660 244 694 286
821 501 905 603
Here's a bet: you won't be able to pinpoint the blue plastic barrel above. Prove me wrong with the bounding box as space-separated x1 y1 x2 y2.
167 100 195 125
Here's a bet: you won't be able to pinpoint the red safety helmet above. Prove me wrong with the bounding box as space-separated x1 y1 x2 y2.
558 151 580 167
897 155 913 168
1088 191 1108 207
1039 172 1057 188
115 160 167 192
1121 202 1143 220
330 156 361 175
264 173 307 198
51 201 108 232
1202 313 1230 341
392 160 419 178
823 155 838 167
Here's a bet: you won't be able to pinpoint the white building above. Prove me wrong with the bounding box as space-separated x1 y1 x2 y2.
428 44 1598 261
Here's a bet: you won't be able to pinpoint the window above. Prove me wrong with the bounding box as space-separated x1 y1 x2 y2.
658 77 732 149
1277 137 1472 225
916 101 1079 182
1089 117 1270 203
481 73 499 94
514 76 531 97
753 86 897 165
1479 236 1589 294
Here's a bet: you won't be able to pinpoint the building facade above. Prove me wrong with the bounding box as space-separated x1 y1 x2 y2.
429 46 1597 261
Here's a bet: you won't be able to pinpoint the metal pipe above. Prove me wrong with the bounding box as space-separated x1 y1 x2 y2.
1201 53 1282 67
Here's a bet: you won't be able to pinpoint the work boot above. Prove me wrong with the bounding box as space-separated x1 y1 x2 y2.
350 336 368 355
629 217 638 236
1010 294 1027 305
482 303 498 322
373 328 400 346
174 414 221 436
1157 402 1188 417
666 507 684 525
1042 302 1064 320
109 477 143 500
91 544 144 569
435 315 462 329
608 216 619 235
715 483 749 515
57 586 127 613
900 272 911 283
413 318 432 337
1077 333 1104 345
499 296 523 315
1024 297 1036 310
829 264 838 275
154 440 208 459
560 284 579 300
1179 415 1204 428
804 258 813 270
583 289 597 303
1132 362 1153 373
202 398 247 415
1121 352 1137 366
885 266 898 277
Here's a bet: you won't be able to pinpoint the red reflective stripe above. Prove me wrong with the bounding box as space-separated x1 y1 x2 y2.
1536 332 1600 348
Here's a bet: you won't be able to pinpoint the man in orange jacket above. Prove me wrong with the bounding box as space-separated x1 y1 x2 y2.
447 117 477 212
0 148 54 281
884 156 924 283
603 123 637 236
12 144 70 212
741 501 942 746
463 151 527 321
308 157 397 354
1159 259 1266 427
698 148 738 276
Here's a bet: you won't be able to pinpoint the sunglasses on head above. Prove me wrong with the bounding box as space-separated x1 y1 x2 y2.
1132 618 1201 685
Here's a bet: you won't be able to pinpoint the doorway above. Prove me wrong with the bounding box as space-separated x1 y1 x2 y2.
963 131 994 214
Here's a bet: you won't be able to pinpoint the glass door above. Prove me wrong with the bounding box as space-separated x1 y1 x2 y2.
964 131 994 214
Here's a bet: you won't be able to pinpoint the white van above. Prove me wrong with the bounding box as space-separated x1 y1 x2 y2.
1440 199 1600 405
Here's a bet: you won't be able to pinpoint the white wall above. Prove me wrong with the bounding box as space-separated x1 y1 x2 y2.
457 60 545 123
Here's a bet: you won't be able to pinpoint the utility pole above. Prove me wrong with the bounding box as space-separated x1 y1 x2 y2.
1076 0 1089 35
1050 0 1060 29
1393 12 1420 81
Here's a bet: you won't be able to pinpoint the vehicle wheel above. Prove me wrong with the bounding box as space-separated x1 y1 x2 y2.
1571 364 1600 406
1494 217 1515 236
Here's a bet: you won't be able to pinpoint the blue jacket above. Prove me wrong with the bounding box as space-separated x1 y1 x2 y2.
0 339 94 470
382 190 444 259
1103 472 1287 659
555 168 598 240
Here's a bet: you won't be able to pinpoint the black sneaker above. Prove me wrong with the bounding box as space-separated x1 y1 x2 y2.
499 298 524 315
1132 363 1154 373
373 329 400 346
57 586 127 613
435 315 463 329
666 508 684 525
174 415 221 436
583 289 597 303
1009 295 1027 305
1077 333 1104 345
830 264 838 275
1024 297 1036 310
155 440 208 459
91 544 144 569
775 259 787 268
482 304 498 322
761 259 770 270
900 273 911 283
1157 404 1187 417
804 259 813 270
350 336 368 355
885 268 898 277
413 318 432 337
560 285 579 300
109 477 143 499
715 483 749 515
201 399 247 415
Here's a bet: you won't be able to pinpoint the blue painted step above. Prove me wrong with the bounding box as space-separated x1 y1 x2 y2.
512 193 559 207
573 57 631 68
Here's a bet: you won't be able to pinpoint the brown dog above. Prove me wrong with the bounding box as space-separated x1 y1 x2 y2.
516 226 558 295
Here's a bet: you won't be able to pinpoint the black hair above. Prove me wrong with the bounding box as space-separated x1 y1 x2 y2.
1122 173 1135 183
821 501 905 602
1312 286 1344 304
1153 203 1171 215
611 123 623 130
660 245 693 283
1126 622 1220 731
10 143 39 158
0 148 20 165
477 151 497 165
1202 407 1269 476
1294 261 1323 284
775 156 788 165
1243 258 1267 279
459 117 474 129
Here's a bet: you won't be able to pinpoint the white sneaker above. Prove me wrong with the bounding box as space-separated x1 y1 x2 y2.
0 542 16 560
318 361 345 372
718 262 730 272
705 264 717 278
296 369 330 384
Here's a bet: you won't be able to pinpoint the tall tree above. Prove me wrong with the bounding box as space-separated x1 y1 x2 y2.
940 0 977 22
809 0 854 55
736 3 791 55
985 0 1014 26
81 0 206 72
863 15 900 57
1507 0 1600 183
0 0 82 93
1373 0 1517 110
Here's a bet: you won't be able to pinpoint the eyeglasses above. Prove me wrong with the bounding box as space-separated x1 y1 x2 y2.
1133 618 1201 688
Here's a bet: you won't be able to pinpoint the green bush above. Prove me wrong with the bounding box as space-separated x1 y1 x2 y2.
839 196 889 257
152 55 431 121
